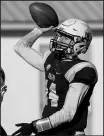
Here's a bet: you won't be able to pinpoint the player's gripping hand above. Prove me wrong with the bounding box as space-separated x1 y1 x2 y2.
34 21 57 33
12 123 35 136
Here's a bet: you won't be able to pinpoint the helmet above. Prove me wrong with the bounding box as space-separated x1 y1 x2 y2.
50 19 92 59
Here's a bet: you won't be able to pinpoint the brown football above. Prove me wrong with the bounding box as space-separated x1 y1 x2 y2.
29 2 59 28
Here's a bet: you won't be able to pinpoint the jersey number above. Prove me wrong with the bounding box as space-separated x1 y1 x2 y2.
45 80 59 107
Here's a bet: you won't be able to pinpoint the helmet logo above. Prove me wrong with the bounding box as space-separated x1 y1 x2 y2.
62 19 76 27
46 64 51 71
73 28 78 31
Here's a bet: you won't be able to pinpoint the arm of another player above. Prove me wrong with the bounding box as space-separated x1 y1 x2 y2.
14 23 53 72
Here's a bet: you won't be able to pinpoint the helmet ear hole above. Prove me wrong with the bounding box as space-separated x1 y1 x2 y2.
74 44 87 55
81 46 87 54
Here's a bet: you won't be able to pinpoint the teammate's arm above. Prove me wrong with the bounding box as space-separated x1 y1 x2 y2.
14 24 53 72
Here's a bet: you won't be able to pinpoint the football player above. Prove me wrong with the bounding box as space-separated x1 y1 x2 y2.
0 67 7 136
12 19 98 136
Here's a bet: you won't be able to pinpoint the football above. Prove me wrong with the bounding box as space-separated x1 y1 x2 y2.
29 2 59 28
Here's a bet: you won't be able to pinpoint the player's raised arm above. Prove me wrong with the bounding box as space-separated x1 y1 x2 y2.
14 2 58 72
14 26 52 72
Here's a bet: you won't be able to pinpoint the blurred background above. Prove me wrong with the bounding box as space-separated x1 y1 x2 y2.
1 1 103 135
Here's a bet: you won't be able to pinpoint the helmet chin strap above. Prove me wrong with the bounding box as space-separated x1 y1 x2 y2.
51 46 79 61
54 49 78 61
63 46 78 61
64 53 78 61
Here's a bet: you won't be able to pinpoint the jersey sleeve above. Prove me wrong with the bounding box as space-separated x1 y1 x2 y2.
73 67 98 85
64 62 98 85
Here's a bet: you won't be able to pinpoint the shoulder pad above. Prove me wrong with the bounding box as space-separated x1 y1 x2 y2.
65 62 98 84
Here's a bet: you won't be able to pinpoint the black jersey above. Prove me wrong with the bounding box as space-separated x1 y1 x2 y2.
42 52 97 134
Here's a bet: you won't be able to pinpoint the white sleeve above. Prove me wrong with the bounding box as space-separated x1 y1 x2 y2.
49 82 89 128
14 28 46 72
14 42 45 72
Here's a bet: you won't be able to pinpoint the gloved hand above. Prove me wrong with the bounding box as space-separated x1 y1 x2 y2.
12 122 36 136
12 118 52 136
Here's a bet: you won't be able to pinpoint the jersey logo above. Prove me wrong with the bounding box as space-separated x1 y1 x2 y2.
46 64 51 71
48 73 55 81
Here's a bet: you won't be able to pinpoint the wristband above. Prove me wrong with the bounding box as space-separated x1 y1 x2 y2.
32 118 52 133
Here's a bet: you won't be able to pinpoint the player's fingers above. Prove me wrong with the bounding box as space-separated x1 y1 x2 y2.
51 26 57 31
34 21 39 27
40 26 54 33
47 26 54 31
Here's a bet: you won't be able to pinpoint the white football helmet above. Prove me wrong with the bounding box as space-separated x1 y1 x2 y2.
50 19 92 59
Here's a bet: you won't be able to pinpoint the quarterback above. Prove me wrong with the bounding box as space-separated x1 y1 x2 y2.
12 19 98 136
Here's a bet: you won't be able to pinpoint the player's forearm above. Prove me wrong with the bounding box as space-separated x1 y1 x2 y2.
22 28 42 47
31 83 89 134
31 110 74 134
14 27 42 52
49 106 75 128
49 83 89 128
13 27 44 71
32 109 74 133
